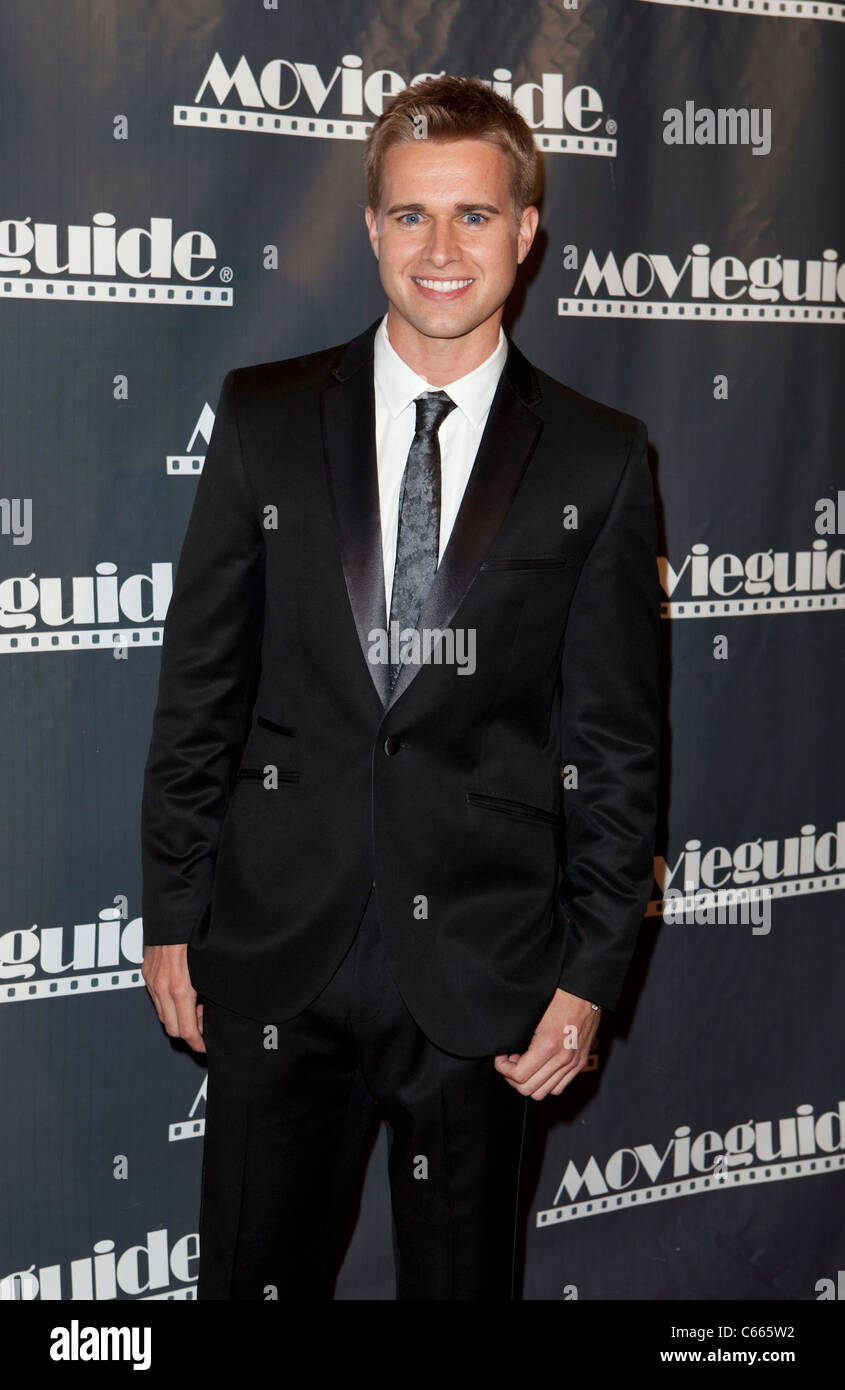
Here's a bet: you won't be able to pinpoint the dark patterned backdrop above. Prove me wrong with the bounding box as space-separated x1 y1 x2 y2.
1 0 843 1302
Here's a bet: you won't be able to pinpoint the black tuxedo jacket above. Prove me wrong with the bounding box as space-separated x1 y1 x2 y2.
140 315 661 1056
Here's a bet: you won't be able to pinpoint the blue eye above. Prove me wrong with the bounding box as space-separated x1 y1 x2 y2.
397 211 487 227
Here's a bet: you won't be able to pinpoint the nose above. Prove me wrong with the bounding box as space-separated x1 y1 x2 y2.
423 216 462 268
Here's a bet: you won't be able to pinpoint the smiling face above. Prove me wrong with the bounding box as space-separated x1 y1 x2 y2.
365 136 538 376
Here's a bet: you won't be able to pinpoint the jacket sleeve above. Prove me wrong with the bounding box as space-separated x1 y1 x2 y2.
556 418 661 1010
140 369 265 946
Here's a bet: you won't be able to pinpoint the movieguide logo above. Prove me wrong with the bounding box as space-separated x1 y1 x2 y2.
0 895 144 1003
538 1099 845 1226
558 242 845 321
0 561 172 653
175 51 617 156
659 539 845 617
0 212 232 306
649 816 845 919
0 1228 198 1300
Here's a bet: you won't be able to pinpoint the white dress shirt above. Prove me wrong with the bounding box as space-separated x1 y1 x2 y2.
373 311 508 623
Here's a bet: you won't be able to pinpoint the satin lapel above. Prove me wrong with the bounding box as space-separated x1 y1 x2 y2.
388 341 544 709
320 318 391 709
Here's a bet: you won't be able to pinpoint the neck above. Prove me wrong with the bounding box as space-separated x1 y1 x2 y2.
384 307 502 386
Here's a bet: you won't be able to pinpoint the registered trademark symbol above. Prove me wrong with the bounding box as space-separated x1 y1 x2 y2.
605 118 617 135
219 266 233 283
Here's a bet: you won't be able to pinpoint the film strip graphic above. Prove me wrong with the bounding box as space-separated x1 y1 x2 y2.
168 1119 205 1142
663 594 845 618
0 279 231 306
557 299 845 322
0 1272 198 1300
140 1287 197 1300
169 1080 207 1143
646 877 844 918
639 0 844 20
1 627 164 655
537 1152 845 1226
173 107 617 156
1 970 143 1003
167 454 205 475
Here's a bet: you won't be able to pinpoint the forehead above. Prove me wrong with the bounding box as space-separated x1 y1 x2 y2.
380 137 511 202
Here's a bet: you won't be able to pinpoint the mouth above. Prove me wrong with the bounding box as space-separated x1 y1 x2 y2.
411 276 474 301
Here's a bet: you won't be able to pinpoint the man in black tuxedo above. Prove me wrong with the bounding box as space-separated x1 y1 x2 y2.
141 75 661 1300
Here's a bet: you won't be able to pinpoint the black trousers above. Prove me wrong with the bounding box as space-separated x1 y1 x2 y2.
196 885 534 1300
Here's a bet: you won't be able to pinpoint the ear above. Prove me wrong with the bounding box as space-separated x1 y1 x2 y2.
516 205 539 265
364 206 380 260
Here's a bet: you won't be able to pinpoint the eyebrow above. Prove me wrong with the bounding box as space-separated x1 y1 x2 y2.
383 202 502 217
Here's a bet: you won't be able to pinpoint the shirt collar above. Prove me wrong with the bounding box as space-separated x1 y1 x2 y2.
373 312 507 429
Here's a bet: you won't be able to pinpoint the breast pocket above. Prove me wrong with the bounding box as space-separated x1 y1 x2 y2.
479 556 568 573
236 711 300 783
236 767 300 783
466 790 560 826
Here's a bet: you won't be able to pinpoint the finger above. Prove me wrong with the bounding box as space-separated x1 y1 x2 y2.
157 989 182 1040
142 974 162 1018
498 1047 556 1090
495 1043 540 1078
145 983 163 1023
551 1065 583 1096
142 978 167 1034
512 1049 579 1095
529 1064 576 1100
197 1002 204 1034
174 992 206 1054
497 1039 560 1087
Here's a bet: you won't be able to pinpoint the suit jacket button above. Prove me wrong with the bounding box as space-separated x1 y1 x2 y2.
384 736 401 756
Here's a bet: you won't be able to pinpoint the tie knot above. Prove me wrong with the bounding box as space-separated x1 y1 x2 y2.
414 390 457 437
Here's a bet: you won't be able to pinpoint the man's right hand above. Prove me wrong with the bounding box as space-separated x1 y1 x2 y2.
142 944 205 1054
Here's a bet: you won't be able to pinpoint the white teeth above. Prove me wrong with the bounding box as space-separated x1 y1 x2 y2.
414 278 473 292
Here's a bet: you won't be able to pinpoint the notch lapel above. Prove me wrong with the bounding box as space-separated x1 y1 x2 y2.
320 316 544 711
321 318 391 708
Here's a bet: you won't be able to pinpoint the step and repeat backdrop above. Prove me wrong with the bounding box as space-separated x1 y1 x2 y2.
1 0 843 1302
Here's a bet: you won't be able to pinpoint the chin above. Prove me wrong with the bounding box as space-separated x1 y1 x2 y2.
398 301 484 340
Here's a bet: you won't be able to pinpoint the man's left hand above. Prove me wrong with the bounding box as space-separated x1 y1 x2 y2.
494 988 601 1100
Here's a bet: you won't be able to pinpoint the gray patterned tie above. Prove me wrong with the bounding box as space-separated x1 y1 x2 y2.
388 390 457 689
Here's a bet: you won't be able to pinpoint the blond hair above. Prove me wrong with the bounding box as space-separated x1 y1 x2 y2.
364 75 539 224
